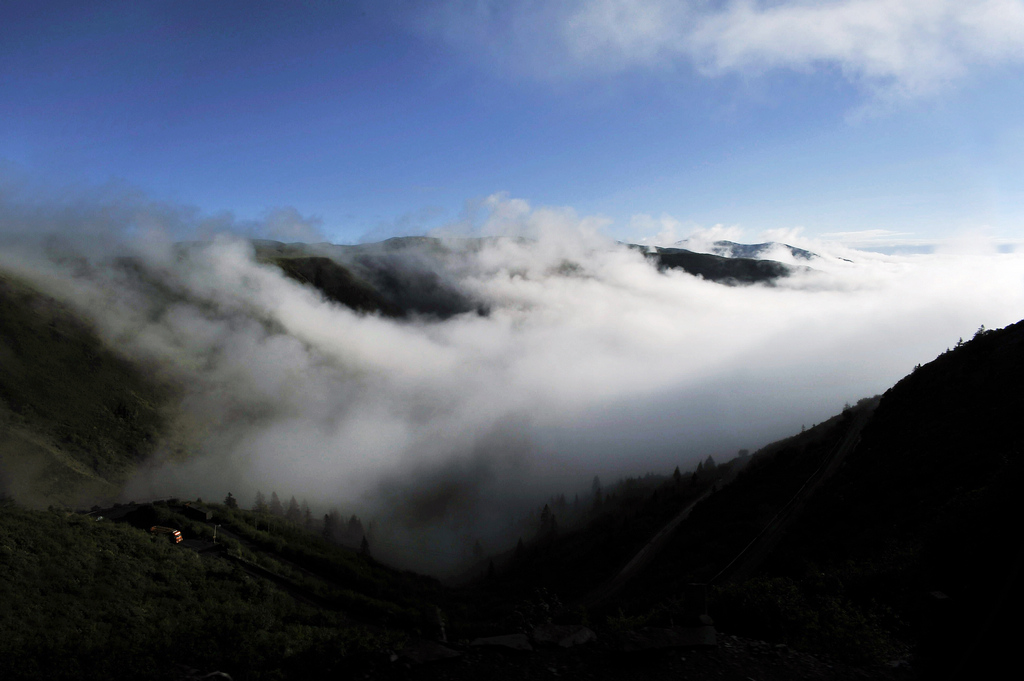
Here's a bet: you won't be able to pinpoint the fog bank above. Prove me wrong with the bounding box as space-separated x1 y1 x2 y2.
2 193 1023 571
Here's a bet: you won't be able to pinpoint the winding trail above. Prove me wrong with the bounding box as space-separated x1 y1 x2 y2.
710 404 874 585
580 489 712 607
580 402 876 606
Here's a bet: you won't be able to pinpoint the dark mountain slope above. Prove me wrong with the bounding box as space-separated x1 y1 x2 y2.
640 246 797 284
0 272 167 506
254 238 799 320
594 320 1024 668
254 238 483 319
772 323 1024 567
487 320 1023 669
607 404 874 608
763 322 1024 675
264 255 404 317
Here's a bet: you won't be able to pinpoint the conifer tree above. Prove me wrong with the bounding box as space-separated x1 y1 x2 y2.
254 490 267 513
286 496 301 523
347 515 364 543
322 511 338 542
269 491 284 516
539 504 558 537
302 500 313 530
224 492 238 509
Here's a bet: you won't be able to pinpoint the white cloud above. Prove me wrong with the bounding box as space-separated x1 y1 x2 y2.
0 178 326 246
4 191 1024 571
406 1 1024 99
758 226 806 243
629 215 748 248
629 213 689 246
257 207 326 243
818 227 919 242
680 0 1024 97
679 222 748 251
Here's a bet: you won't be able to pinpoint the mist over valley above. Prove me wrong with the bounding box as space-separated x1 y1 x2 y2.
5 2 1024 677
2 192 1022 576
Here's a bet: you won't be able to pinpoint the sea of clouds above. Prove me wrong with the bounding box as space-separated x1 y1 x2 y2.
2 190 1023 570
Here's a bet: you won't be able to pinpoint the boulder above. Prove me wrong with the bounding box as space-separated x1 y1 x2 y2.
613 626 717 653
398 641 461 664
470 634 533 651
674 626 717 648
532 624 597 648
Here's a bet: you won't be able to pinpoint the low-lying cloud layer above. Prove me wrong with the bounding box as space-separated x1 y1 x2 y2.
3 191 1023 571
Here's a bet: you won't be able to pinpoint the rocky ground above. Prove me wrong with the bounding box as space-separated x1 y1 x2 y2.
335 630 918 681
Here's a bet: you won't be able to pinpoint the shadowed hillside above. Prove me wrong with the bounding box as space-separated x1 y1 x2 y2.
255 237 484 319
253 238 799 321
0 273 168 506
641 246 797 284
760 322 1024 676
578 321 1024 672
461 320 1023 672
264 255 404 317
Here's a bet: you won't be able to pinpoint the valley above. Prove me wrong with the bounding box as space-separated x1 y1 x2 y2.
2 240 1022 680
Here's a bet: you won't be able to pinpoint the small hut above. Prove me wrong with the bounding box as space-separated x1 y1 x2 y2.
182 501 213 522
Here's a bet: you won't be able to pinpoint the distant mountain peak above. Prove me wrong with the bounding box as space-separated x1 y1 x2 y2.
675 240 818 262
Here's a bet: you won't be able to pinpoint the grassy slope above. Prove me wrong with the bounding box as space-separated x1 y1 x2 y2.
165 501 449 628
0 272 167 506
0 501 415 681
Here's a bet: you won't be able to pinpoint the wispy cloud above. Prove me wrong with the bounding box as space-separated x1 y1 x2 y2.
0 179 325 246
403 0 1024 100
818 228 919 242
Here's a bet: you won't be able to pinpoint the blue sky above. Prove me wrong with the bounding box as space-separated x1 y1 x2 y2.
3 0 1024 247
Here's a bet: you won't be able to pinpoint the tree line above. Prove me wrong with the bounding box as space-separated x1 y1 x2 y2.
222 489 371 554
